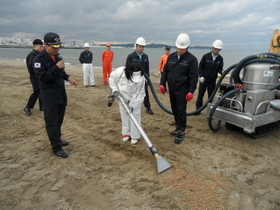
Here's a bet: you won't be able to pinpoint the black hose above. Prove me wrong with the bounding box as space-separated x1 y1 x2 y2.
230 58 280 84
208 53 280 132
208 89 239 132
270 103 280 111
189 64 236 116
145 53 280 119
231 53 280 85
144 72 173 115
144 63 236 116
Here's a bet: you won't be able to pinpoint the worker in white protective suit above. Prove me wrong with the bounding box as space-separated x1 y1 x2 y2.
109 63 146 145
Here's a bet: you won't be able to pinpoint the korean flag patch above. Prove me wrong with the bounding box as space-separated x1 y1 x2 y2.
34 62 41 68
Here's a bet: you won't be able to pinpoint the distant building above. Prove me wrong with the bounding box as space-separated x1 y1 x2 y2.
21 38 32 45
0 37 20 44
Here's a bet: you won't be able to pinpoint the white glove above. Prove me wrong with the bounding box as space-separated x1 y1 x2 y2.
199 77 205 83
158 71 161 76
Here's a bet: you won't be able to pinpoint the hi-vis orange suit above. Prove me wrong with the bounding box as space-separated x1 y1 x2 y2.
158 54 169 73
102 48 114 84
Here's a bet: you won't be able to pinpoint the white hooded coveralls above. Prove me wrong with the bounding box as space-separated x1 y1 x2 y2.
109 66 146 139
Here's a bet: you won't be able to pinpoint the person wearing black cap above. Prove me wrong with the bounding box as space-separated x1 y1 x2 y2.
33 32 78 158
24 39 44 115
158 46 170 76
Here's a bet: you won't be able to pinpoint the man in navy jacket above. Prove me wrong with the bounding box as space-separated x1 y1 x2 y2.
34 32 77 158
24 39 44 114
195 40 224 115
160 33 198 144
126 37 154 115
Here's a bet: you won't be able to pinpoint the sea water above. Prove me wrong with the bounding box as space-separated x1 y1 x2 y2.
0 47 264 73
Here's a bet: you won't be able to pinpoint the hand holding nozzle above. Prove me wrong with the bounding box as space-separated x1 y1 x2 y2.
112 91 120 98
108 95 115 107
108 91 120 107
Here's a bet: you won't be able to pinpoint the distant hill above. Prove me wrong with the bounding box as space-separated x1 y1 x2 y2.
0 44 211 50
102 43 211 49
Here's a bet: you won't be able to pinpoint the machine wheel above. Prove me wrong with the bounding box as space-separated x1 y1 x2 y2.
225 122 238 131
250 121 280 139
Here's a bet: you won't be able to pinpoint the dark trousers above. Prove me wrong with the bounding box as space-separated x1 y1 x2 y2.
196 81 216 110
26 74 42 110
169 90 187 132
143 81 151 109
43 103 66 152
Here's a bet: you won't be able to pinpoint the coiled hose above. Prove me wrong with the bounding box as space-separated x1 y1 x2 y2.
230 53 280 84
208 53 280 132
144 63 236 116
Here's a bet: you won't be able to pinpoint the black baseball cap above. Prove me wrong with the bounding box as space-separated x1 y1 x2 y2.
44 32 64 48
165 46 170 50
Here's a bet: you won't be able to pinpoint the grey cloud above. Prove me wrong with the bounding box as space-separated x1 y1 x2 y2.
0 0 279 50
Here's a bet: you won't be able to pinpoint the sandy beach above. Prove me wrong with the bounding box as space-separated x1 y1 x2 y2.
0 58 280 210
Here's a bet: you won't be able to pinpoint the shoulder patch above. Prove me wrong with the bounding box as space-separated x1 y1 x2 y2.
34 62 41 68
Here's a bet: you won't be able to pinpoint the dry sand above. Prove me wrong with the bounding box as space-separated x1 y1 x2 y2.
0 58 279 210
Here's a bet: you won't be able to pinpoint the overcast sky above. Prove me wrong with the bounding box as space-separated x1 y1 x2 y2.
0 0 279 50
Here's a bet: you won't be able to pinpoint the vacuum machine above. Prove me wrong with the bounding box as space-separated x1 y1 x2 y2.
207 53 280 138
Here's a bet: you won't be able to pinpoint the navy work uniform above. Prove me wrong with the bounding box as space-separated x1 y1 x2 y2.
25 49 43 111
160 51 198 132
196 52 223 110
126 51 152 111
33 50 70 152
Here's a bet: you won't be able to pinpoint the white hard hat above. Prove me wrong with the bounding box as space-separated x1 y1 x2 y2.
135 37 146 46
175 33 190 49
212 40 223 49
84 43 90 47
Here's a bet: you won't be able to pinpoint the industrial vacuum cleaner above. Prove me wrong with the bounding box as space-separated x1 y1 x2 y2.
207 53 280 138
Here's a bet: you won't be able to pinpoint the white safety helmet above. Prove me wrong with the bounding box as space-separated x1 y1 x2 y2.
175 33 190 49
135 37 146 46
84 43 90 47
212 40 223 49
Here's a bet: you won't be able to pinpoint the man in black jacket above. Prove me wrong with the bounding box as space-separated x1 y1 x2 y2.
195 40 224 115
79 43 97 87
23 39 44 114
160 33 198 144
33 32 77 158
125 37 154 115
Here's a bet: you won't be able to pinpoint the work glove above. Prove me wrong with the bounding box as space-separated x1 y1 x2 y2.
199 77 205 83
185 93 193 102
160 85 166 94
112 91 120 98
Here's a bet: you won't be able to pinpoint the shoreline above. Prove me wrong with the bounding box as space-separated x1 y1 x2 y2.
0 44 212 50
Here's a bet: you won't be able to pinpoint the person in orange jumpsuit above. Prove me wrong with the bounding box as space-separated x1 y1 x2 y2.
158 46 170 76
102 43 114 84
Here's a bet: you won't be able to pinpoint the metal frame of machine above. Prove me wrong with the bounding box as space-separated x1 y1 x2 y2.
207 53 280 138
